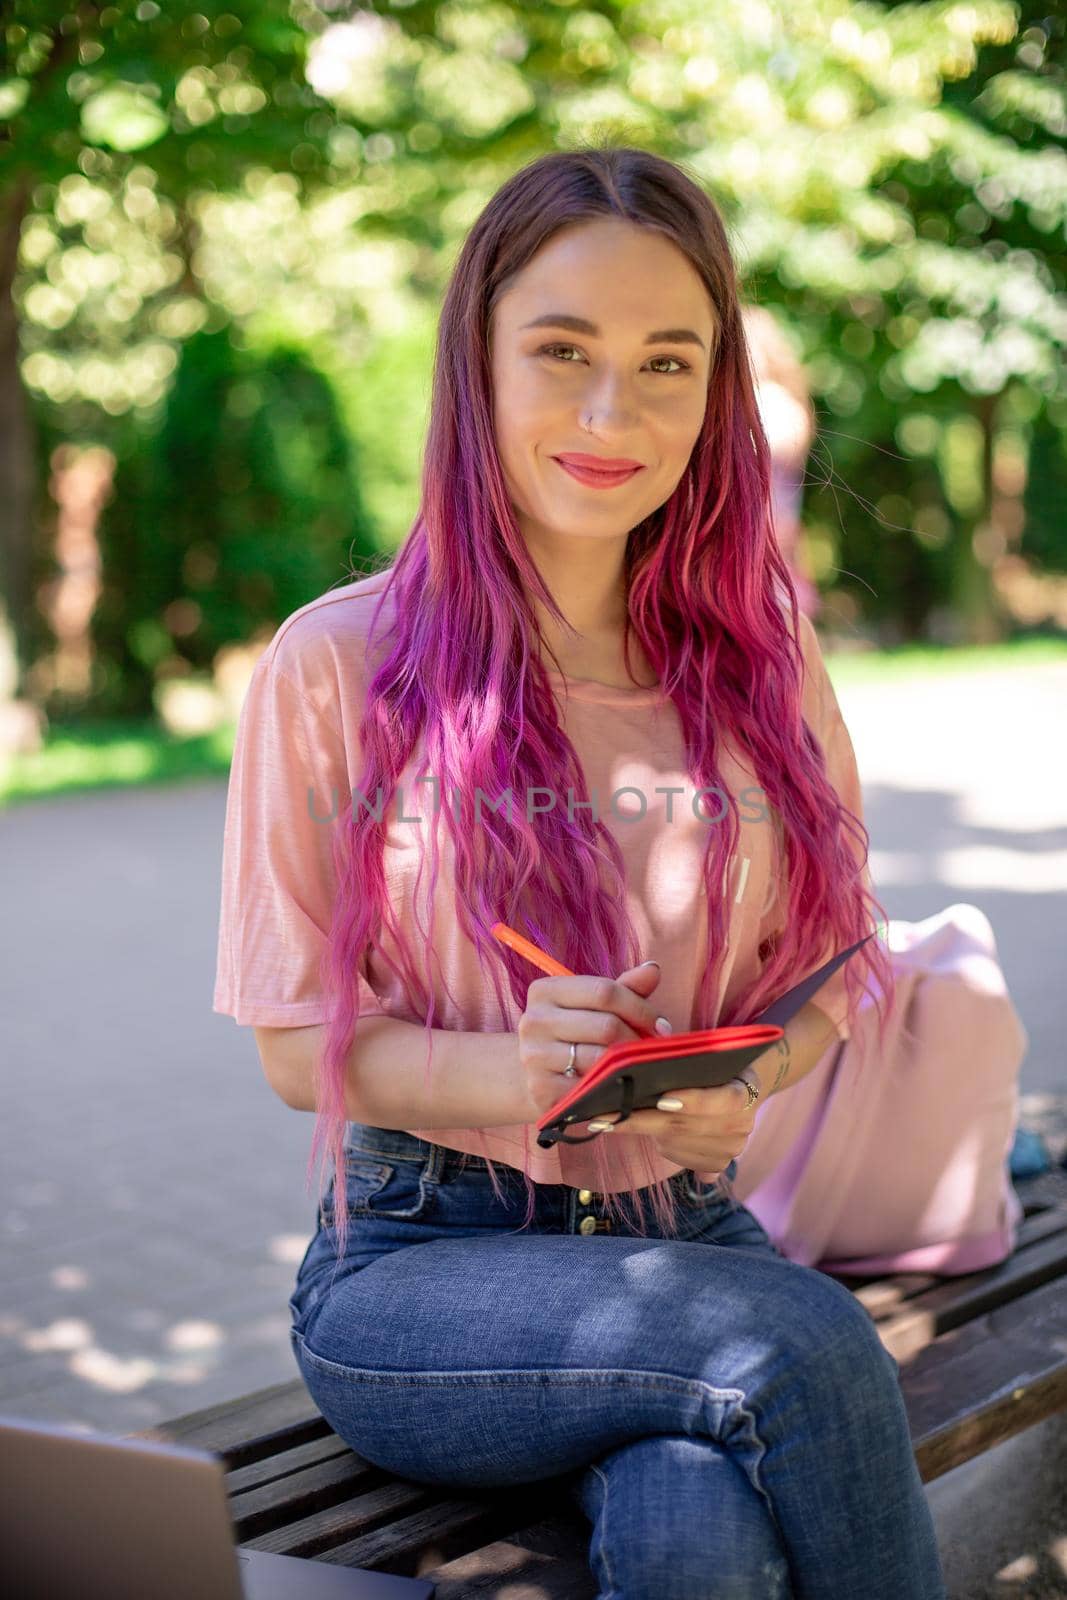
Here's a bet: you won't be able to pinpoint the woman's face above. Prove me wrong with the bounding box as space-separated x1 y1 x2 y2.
488 216 718 548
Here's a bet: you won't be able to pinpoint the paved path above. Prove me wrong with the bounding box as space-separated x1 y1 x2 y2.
2 658 1065 1596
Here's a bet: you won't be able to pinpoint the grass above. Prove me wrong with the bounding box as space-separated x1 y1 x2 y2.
822 633 1067 684
0 718 238 808
2 634 1064 808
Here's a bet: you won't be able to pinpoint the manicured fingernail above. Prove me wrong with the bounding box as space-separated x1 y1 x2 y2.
657 1097 684 1111
640 959 661 969
655 1016 673 1035
586 1121 613 1132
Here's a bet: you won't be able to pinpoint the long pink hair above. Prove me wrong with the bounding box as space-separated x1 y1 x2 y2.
308 146 896 1260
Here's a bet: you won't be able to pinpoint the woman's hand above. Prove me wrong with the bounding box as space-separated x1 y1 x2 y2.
584 969 775 1170
587 1077 760 1173
516 960 672 1119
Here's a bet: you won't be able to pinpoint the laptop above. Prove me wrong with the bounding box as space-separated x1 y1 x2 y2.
0 1414 435 1598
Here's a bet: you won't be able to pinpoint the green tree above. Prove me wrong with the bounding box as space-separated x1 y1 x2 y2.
5 0 1065 707
94 328 374 717
0 0 335 690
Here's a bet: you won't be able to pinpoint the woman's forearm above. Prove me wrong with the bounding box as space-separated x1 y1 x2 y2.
746 1000 840 1101
351 1016 534 1129
270 998 837 1142
274 1015 533 1129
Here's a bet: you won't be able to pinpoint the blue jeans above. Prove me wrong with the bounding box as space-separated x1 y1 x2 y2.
289 1125 946 1600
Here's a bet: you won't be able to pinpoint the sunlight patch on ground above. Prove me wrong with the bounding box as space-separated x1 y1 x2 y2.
69 1348 159 1392
270 1232 313 1264
51 1266 90 1290
994 1550 1038 1582
870 847 1067 892
23 1317 92 1353
164 1320 223 1352
8 1313 233 1393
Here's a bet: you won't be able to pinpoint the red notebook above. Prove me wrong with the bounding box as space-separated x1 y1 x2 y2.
536 933 874 1148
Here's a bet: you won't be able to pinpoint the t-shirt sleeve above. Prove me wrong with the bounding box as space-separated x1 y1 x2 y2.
759 615 873 1043
212 653 386 1028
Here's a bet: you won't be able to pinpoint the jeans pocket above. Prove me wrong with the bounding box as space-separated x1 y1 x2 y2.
320 1152 435 1225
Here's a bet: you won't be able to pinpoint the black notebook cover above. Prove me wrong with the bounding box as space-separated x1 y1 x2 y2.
536 933 874 1147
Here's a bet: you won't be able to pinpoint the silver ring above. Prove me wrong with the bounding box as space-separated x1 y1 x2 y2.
563 1041 578 1077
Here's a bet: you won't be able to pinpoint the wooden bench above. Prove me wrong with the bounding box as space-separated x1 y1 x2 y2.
136 1166 1067 1598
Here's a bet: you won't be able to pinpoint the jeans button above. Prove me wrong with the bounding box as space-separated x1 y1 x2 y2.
577 1189 593 1204
579 1215 597 1235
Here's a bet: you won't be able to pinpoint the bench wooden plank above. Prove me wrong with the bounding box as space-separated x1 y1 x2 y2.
240 1479 448 1558
229 1452 403 1544
419 1515 598 1599
132 1378 322 1462
312 1490 578 1579
224 1433 354 1496
866 1229 1067 1362
899 1270 1067 1480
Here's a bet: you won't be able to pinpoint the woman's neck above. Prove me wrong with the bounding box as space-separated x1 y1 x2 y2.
537 627 659 690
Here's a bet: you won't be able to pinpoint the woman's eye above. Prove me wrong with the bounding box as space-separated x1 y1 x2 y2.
537 344 689 375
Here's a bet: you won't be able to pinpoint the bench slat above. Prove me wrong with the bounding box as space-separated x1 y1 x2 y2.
419 1514 597 1599
900 1270 1067 1480
241 1478 447 1557
225 1433 354 1495
132 1378 321 1463
315 1491 572 1579
872 1229 1067 1361
229 1452 390 1541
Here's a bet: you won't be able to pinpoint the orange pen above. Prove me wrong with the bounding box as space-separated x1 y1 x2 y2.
491 921 658 1037
491 921 575 977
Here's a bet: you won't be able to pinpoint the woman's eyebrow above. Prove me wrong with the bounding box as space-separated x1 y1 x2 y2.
520 312 707 353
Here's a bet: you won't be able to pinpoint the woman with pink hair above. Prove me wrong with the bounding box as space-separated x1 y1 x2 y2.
215 147 945 1598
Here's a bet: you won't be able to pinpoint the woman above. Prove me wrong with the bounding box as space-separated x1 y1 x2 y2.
214 147 947 1599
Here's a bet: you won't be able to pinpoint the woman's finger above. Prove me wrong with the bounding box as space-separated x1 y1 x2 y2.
585 1107 680 1135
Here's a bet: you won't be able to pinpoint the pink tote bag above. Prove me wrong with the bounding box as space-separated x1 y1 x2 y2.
732 903 1027 1277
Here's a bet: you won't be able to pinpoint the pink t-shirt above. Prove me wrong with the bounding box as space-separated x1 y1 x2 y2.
213 571 868 1188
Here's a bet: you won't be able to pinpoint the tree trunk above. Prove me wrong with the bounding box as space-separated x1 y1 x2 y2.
0 178 35 697
950 391 1005 644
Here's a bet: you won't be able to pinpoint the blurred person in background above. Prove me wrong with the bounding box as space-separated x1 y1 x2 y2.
743 305 820 623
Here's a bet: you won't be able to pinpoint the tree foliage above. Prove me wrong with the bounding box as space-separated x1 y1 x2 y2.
1 0 1064 712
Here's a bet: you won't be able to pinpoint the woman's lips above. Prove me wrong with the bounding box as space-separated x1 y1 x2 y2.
552 457 645 489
